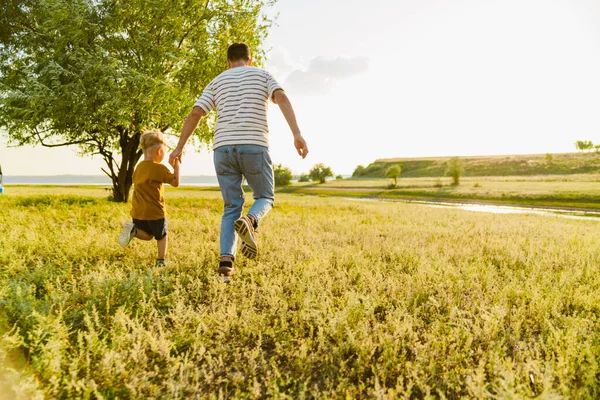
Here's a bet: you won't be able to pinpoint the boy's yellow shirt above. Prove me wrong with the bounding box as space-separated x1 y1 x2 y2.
131 161 175 220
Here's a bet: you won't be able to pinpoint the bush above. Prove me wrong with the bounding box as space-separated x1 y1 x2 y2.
298 174 310 183
352 165 365 177
274 164 293 186
575 140 594 152
385 165 401 188
445 157 464 185
335 175 343 180
309 164 334 184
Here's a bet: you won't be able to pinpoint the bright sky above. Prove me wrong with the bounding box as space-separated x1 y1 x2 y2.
2 0 600 176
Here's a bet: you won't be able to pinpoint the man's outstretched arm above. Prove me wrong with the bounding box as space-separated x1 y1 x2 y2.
273 89 308 159
169 106 206 166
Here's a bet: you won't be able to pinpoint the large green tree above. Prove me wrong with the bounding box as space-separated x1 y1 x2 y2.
0 0 274 201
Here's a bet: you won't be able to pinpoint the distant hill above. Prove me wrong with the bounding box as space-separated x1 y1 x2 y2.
353 152 600 178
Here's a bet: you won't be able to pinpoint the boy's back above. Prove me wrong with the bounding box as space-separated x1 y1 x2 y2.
131 161 175 220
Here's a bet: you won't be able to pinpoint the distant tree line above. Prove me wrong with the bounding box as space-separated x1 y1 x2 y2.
575 140 600 153
354 158 465 185
274 163 335 186
353 163 399 178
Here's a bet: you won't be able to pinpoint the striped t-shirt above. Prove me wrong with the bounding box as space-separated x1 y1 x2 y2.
194 66 283 149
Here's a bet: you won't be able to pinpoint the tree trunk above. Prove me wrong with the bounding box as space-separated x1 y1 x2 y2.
108 130 143 203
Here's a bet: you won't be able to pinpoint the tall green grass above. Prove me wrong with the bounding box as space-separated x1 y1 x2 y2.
1 189 599 398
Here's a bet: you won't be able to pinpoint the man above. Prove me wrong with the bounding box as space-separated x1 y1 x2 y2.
169 43 308 277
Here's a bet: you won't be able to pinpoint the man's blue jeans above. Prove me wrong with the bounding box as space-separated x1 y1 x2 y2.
214 144 274 259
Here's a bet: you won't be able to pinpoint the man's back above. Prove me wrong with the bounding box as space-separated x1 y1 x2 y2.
194 66 282 149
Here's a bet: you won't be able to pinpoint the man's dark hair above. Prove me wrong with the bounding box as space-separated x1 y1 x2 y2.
227 43 251 62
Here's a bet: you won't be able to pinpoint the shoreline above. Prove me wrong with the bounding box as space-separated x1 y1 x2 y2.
277 185 600 212
312 195 600 221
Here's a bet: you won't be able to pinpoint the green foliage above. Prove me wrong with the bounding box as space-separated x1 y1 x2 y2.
355 162 405 178
352 165 365 177
385 165 401 187
1 187 600 397
354 163 391 178
274 164 293 186
0 0 274 201
309 163 333 184
335 175 343 180
575 140 594 152
298 174 310 183
545 153 553 164
445 157 464 185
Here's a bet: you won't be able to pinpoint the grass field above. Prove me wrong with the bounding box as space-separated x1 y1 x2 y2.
282 174 600 210
1 186 600 398
355 152 600 178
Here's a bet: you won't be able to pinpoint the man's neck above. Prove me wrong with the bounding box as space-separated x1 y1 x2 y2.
229 61 249 68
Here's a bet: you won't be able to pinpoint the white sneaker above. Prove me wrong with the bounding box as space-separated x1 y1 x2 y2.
118 222 136 248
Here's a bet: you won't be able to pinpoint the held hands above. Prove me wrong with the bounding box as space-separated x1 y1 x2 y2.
173 155 181 167
294 134 309 159
169 147 183 167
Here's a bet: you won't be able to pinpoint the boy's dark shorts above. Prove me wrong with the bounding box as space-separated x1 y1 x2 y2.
133 218 168 240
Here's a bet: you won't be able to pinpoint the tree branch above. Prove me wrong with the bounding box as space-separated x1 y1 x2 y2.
177 21 202 49
100 167 112 179
34 130 94 148
7 22 39 34
100 150 117 178
177 0 211 49
92 134 118 184
163 131 179 138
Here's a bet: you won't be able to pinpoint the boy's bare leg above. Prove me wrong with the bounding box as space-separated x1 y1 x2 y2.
136 229 153 241
157 236 168 259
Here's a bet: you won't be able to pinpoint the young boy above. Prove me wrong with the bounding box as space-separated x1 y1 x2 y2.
118 131 180 267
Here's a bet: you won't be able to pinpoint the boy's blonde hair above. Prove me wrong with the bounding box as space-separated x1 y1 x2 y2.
140 131 166 151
